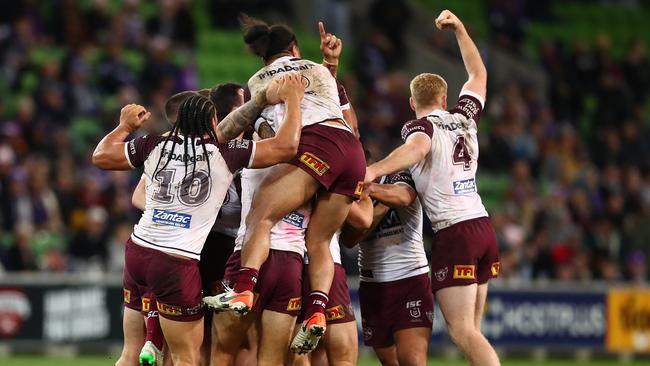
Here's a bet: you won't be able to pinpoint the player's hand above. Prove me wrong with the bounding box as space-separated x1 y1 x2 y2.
277 73 306 103
435 10 464 32
119 104 150 132
364 166 377 184
319 21 342 64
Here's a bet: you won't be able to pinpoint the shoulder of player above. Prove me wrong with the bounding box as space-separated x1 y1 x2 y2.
400 117 433 140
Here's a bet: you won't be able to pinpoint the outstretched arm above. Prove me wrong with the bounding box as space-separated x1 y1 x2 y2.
340 203 390 248
366 182 417 208
366 134 431 182
436 10 487 100
92 104 151 170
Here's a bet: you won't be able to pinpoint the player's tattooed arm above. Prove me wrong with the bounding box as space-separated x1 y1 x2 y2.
340 201 390 248
92 104 151 170
257 121 276 140
215 91 268 143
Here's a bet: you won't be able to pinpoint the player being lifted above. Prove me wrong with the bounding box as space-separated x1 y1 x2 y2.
92 74 305 366
205 15 366 352
365 10 500 366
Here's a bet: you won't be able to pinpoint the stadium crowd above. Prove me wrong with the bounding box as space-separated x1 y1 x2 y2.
0 0 648 284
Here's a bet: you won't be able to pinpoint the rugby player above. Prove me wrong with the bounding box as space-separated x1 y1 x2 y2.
130 84 250 366
365 10 500 366
207 16 366 353
92 74 305 366
341 169 433 366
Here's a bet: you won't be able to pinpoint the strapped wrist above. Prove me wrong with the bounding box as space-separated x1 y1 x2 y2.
323 58 339 66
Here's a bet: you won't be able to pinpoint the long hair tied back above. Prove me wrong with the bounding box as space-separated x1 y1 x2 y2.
153 94 218 182
239 13 297 60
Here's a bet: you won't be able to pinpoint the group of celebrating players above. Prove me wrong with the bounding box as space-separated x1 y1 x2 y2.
92 9 500 366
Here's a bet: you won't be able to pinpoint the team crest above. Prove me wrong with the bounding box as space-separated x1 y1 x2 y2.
299 152 330 176
362 325 373 341
434 267 448 282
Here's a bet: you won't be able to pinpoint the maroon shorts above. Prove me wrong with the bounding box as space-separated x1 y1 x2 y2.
290 124 366 200
359 274 433 348
223 250 303 316
123 239 204 322
199 231 236 296
430 217 500 292
300 263 355 324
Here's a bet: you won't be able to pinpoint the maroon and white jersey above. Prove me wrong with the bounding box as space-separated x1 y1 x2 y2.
358 172 428 282
126 135 255 260
211 177 241 238
248 56 345 130
234 167 310 256
401 91 488 232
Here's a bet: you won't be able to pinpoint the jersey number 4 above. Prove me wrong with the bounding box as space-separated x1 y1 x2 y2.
153 169 212 206
452 136 472 170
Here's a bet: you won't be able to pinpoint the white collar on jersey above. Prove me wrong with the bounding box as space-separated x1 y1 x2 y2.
270 55 295 65
424 108 449 118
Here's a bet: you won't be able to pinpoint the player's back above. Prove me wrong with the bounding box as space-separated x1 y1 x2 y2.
130 136 253 259
247 56 344 130
402 93 488 231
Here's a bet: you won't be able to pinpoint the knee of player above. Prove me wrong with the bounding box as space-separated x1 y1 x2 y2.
397 351 427 366
447 322 477 343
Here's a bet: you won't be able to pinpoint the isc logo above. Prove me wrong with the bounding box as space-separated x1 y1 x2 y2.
453 265 476 279
152 209 192 229
406 300 422 309
299 152 330 176
453 178 476 195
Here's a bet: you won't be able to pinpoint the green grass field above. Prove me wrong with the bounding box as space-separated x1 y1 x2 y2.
1 357 648 366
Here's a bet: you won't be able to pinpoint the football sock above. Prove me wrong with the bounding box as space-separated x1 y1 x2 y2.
145 310 164 351
234 267 259 293
304 290 329 318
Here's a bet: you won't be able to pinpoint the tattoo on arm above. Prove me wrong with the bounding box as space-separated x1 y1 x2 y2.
218 99 264 141
257 121 276 140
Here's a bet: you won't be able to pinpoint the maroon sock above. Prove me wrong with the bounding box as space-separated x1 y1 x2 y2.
304 291 329 318
145 310 164 351
233 267 259 293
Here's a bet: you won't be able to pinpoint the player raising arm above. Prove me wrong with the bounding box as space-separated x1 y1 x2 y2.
92 74 305 366
365 10 500 366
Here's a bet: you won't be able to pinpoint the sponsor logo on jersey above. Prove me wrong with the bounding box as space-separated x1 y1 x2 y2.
152 209 192 228
228 139 250 149
282 211 306 228
453 178 477 195
123 289 131 304
299 152 329 176
286 297 302 311
257 63 315 80
455 97 480 120
491 262 500 277
354 181 364 196
434 267 448 282
406 300 422 319
453 265 476 280
141 297 151 313
156 301 182 316
401 121 429 141
325 305 345 321
128 140 137 156
161 149 213 163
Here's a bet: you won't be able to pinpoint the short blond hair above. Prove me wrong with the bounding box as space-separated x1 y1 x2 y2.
410 73 447 108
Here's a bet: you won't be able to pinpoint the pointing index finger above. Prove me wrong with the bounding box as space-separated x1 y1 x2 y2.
318 21 326 40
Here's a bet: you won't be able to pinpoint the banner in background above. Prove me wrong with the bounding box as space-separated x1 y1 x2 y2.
607 288 650 353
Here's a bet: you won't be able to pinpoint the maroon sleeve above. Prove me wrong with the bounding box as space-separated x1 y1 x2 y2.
126 135 165 168
384 171 416 189
219 139 255 173
401 118 433 142
450 94 483 124
337 80 349 107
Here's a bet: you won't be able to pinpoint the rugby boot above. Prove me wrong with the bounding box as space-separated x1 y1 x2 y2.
290 312 327 354
203 289 254 315
139 340 163 366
